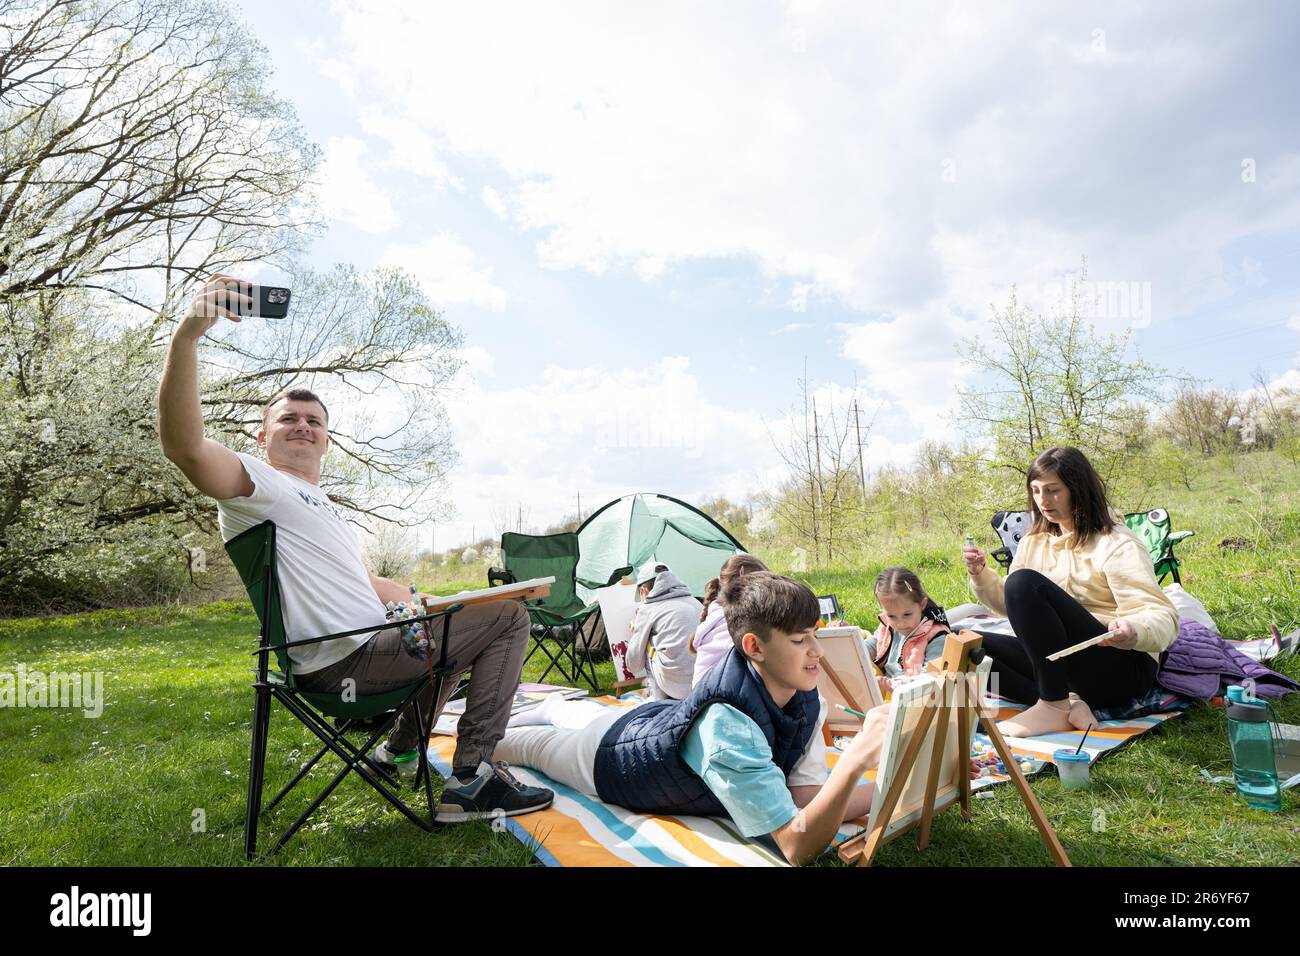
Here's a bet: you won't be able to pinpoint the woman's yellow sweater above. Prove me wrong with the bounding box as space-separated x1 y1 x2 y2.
969 519 1179 660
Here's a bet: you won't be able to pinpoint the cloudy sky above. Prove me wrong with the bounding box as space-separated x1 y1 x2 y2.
233 0 1300 550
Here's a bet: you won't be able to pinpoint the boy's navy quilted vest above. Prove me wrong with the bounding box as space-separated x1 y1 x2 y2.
592 645 820 817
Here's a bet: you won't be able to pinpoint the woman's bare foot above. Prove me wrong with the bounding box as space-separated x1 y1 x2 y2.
996 698 1072 738
1067 693 1097 731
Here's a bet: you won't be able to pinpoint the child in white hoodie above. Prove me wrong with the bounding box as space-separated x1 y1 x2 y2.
627 561 703 700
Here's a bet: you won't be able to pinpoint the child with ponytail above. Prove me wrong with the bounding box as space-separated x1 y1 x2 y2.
690 554 769 687
866 566 953 696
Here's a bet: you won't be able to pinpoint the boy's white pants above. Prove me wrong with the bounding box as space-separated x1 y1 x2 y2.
495 697 624 797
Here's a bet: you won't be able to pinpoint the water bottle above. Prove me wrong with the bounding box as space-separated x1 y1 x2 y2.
1226 701 1282 811
392 749 420 783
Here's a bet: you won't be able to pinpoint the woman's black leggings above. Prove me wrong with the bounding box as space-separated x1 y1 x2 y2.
977 569 1157 708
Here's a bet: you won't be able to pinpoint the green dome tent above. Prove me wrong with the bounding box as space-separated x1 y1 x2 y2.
575 493 747 603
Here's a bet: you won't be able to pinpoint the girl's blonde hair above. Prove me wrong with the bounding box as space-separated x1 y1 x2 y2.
873 566 928 606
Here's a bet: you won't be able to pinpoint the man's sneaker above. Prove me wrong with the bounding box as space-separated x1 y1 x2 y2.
435 762 554 823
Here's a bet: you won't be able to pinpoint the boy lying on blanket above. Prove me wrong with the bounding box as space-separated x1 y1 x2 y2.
496 571 877 865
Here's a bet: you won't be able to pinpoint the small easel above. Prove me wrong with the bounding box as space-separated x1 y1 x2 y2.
837 630 1071 867
816 625 885 745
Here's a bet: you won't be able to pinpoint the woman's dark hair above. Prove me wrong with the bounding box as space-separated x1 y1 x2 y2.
721 571 821 656
1026 446 1115 546
700 553 769 623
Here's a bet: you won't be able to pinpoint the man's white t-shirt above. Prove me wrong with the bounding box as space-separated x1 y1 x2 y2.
217 452 385 675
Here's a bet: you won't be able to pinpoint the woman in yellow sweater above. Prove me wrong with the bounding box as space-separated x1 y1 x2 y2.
962 446 1179 738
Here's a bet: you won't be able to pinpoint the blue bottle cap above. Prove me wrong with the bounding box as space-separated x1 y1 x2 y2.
1226 685 1245 703
1053 748 1091 764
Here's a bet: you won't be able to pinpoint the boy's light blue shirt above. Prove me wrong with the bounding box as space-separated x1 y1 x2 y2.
680 699 829 838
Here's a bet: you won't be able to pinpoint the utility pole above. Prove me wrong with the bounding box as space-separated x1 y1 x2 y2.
812 396 824 565
812 397 823 508
853 398 867 499
576 491 582 525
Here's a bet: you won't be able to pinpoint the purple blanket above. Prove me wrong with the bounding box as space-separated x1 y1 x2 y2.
1157 620 1299 701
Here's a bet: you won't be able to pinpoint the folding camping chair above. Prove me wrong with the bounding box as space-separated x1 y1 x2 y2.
989 507 1195 583
489 531 603 692
225 520 464 859
1123 508 1195 584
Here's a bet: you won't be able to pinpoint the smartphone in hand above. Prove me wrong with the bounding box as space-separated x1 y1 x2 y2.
223 280 291 319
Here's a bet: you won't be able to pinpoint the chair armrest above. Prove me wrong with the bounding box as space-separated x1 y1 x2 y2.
488 567 516 588
250 604 466 656
1168 530 1195 545
576 567 633 592
990 546 1013 568
527 601 600 627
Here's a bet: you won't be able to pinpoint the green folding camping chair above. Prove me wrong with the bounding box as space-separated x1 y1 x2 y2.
1123 508 1195 584
490 531 603 692
225 520 465 859
989 507 1195 583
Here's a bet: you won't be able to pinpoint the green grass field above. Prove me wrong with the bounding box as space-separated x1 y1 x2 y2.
2 450 1299 866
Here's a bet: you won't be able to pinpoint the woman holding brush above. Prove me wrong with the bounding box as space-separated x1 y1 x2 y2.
961 446 1178 739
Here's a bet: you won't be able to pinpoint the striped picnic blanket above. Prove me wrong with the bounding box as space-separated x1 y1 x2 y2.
426 694 1183 866
966 698 1185 787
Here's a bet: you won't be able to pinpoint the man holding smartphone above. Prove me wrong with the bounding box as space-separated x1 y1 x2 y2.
158 274 553 822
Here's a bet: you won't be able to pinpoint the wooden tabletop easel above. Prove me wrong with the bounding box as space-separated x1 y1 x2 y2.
837 630 1071 867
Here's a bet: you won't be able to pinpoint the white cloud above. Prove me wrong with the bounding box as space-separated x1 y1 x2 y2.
311 3 1300 312
1269 369 1300 393
842 308 974 441
459 345 497 380
359 116 462 188
379 234 510 311
634 256 667 281
481 185 508 220
309 2 1300 450
1239 366 1300 406
436 356 780 545
317 136 400 234
788 283 812 313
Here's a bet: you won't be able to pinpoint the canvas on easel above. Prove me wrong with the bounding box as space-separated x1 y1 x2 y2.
815 626 885 736
594 579 638 682
866 675 961 841
837 630 1071 867
864 655 990 843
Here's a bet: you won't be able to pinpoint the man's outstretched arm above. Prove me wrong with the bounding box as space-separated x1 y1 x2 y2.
158 275 255 501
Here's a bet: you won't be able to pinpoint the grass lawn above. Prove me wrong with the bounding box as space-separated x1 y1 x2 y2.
2 450 1299 866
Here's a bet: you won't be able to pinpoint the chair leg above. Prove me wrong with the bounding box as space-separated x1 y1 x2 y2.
416 678 442 825
267 718 355 814
245 680 273 860
273 695 432 850
563 635 591 690
533 627 573 684
576 639 601 692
